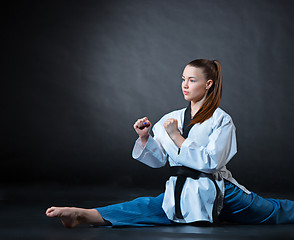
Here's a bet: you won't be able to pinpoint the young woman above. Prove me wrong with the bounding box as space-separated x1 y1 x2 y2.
46 59 294 228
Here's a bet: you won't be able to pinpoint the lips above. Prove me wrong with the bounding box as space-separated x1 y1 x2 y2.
183 91 189 95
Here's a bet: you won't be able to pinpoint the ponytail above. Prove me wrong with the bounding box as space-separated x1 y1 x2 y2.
188 59 223 125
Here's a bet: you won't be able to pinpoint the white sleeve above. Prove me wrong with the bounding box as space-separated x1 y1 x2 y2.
132 133 168 168
175 115 237 173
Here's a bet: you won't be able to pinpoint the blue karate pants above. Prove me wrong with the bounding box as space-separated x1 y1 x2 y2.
95 181 294 227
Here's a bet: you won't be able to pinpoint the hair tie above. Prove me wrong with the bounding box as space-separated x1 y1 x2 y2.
211 60 217 68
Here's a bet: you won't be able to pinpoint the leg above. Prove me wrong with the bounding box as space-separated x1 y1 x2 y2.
46 193 172 228
94 193 173 227
262 198 294 224
46 207 111 228
219 181 294 224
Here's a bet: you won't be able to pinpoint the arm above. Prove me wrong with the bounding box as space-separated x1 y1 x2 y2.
163 118 185 148
165 115 237 173
132 117 168 168
133 116 151 147
132 135 168 168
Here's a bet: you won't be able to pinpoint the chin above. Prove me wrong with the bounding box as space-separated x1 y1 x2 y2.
183 96 191 101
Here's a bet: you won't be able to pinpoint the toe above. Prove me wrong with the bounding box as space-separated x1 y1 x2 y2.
46 207 55 215
46 208 60 217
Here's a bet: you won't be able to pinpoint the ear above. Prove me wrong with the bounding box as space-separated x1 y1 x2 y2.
206 80 213 89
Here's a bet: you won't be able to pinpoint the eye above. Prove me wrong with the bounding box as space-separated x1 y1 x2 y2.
190 79 196 83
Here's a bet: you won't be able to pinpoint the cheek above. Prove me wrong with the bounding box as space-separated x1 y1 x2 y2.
190 85 204 94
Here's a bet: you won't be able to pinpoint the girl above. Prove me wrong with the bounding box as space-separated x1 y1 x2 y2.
46 59 294 228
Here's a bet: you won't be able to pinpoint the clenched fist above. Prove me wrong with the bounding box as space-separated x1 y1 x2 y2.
164 118 179 138
133 117 152 138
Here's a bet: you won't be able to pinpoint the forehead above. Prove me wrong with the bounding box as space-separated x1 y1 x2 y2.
182 65 205 78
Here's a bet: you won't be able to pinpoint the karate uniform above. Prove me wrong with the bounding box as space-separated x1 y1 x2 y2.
95 107 294 227
132 107 249 223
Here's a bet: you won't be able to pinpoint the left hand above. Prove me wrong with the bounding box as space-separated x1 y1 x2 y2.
164 118 180 139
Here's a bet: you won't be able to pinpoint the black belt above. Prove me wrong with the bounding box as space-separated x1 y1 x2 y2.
170 166 222 223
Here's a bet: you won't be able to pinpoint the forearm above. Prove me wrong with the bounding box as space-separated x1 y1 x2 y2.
132 136 167 168
163 118 185 149
169 132 185 149
139 135 149 148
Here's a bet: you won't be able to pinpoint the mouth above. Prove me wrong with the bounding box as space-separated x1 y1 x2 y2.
183 91 189 95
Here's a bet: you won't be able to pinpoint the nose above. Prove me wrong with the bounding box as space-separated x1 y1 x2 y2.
182 79 189 88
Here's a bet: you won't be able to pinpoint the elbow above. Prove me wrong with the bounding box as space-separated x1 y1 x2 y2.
198 153 224 173
202 163 219 173
146 153 167 168
180 147 231 173
148 160 166 168
207 165 222 173
203 155 227 173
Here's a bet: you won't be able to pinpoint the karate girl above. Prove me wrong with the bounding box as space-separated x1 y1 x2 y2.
46 59 294 228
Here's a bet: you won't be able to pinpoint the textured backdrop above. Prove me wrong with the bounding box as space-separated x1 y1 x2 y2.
2 0 294 193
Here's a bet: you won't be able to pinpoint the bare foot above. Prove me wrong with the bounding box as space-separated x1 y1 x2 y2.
46 206 110 228
46 207 85 228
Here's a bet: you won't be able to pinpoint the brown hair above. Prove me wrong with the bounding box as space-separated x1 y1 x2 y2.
187 59 223 125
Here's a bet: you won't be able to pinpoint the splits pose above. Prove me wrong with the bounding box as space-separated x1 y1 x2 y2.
46 59 294 228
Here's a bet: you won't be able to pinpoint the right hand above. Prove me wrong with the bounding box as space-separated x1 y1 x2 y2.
133 117 152 139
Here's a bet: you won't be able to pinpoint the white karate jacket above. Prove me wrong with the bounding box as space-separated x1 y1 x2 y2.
132 107 250 223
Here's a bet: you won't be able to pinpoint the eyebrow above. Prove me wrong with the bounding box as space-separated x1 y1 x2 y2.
182 76 197 79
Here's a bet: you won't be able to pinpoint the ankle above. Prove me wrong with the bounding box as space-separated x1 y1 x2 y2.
77 208 97 225
75 208 88 225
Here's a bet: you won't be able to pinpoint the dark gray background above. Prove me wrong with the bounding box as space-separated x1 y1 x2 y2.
2 0 294 193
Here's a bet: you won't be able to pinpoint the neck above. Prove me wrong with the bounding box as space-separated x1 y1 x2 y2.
190 96 207 118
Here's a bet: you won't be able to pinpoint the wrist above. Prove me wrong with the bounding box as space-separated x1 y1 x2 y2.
139 134 149 140
139 135 149 146
169 132 185 148
169 131 180 141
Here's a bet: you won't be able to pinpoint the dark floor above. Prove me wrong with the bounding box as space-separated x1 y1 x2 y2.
1 184 294 240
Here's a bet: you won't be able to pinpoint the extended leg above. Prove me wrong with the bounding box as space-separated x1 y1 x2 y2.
46 193 172 228
219 181 294 224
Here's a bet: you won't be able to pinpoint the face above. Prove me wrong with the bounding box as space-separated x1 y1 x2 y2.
182 65 212 103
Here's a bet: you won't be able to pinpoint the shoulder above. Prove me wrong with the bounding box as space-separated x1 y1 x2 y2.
211 108 235 129
158 107 186 122
213 108 231 119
